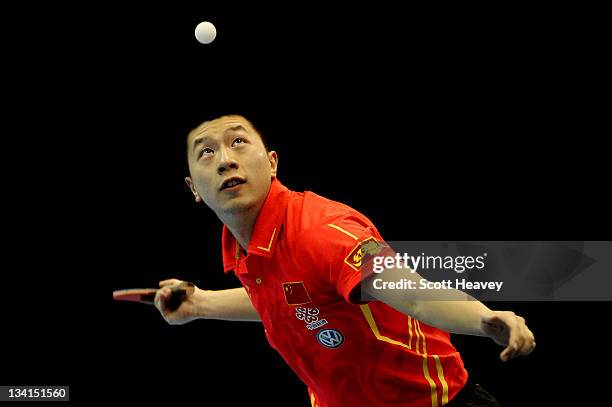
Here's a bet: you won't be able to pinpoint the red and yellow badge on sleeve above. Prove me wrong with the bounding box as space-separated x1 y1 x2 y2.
344 236 387 271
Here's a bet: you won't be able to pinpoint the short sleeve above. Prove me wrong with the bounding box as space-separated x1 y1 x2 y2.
301 213 391 304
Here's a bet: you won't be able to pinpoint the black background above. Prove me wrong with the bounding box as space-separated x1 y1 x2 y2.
2 2 609 406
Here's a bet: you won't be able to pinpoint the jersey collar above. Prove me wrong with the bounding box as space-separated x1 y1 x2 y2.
222 178 291 272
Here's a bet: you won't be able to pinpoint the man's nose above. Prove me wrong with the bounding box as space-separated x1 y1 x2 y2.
217 148 239 174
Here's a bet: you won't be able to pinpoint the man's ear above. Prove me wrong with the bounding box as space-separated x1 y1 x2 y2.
185 177 202 202
268 151 279 179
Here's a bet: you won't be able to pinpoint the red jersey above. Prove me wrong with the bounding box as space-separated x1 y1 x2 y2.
222 179 468 407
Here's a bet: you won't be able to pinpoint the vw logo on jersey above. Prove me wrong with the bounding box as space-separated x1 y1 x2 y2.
317 329 344 349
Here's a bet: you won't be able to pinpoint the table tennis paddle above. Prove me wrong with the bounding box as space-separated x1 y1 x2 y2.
113 281 195 311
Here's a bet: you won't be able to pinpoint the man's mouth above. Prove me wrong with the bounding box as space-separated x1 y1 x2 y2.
220 177 247 191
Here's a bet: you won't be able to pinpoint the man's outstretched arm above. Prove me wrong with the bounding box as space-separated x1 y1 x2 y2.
155 279 261 324
362 270 536 362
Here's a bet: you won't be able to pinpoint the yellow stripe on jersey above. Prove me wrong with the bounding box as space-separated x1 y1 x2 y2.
360 304 412 350
416 321 449 405
327 223 359 241
433 355 449 405
361 305 449 406
407 315 414 349
256 227 276 252
415 320 439 407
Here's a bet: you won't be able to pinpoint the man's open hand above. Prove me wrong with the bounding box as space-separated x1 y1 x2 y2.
481 311 536 362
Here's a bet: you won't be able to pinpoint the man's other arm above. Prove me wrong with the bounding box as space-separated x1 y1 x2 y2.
155 279 261 324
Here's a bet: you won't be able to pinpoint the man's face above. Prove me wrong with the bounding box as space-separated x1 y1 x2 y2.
185 116 278 216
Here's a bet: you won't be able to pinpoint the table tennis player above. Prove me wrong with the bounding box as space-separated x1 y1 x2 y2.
154 114 535 407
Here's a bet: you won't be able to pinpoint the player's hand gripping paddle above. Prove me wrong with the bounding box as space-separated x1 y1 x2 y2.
113 281 195 311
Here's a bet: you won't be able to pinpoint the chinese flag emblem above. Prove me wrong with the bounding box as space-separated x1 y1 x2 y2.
282 282 312 306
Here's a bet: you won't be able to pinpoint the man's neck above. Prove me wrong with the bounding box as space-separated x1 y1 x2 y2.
217 202 264 252
218 181 275 253
223 217 255 252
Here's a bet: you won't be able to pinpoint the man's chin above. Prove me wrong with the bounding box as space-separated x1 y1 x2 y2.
218 199 255 215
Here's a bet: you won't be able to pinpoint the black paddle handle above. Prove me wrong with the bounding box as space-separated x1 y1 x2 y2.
166 282 195 311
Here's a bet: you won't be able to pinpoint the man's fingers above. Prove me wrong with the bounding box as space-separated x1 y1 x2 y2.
497 314 536 361
516 324 530 355
154 287 171 312
159 279 182 288
519 340 533 355
513 336 524 358
510 318 533 357
500 345 514 362
519 326 536 355
504 333 522 360
154 289 163 309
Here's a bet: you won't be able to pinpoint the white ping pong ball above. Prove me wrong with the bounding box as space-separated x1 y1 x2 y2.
195 21 217 44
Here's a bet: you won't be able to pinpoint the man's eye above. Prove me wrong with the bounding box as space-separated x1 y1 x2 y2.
199 148 214 157
232 138 245 146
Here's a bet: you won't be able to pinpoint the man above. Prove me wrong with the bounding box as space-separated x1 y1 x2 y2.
155 114 535 407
